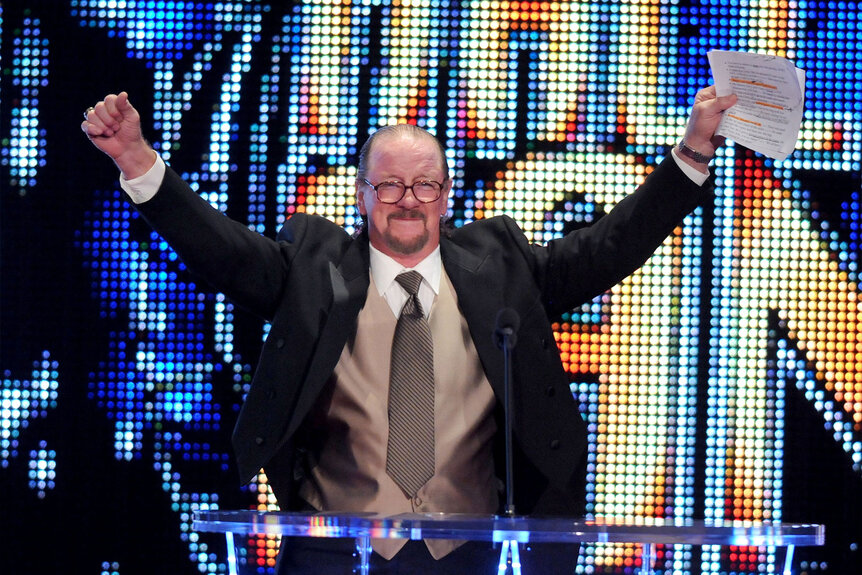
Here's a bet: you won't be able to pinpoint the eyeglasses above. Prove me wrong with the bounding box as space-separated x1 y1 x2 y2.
362 178 445 204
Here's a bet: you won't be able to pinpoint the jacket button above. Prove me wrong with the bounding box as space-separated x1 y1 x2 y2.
267 388 276 399
276 338 286 349
550 439 560 450
255 436 265 446
545 386 555 397
541 338 548 349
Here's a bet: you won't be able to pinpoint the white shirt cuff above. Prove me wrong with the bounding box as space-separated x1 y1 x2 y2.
119 154 166 204
670 146 710 186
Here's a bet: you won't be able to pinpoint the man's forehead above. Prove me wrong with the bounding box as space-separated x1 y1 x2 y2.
367 132 445 169
372 130 434 151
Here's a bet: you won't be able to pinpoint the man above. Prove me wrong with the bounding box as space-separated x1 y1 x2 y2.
81 86 736 574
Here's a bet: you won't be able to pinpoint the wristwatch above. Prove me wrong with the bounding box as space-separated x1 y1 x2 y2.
677 139 713 164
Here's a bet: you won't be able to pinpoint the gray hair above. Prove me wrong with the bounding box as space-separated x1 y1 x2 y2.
356 124 450 183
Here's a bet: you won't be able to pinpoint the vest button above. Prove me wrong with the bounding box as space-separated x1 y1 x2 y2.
255 436 266 446
550 439 560 450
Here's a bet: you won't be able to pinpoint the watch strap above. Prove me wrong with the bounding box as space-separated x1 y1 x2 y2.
677 139 714 164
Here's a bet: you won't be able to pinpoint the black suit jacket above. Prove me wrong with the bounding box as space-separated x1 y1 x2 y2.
133 155 710 516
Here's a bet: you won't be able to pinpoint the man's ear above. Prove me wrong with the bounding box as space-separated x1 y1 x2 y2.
356 184 367 215
438 180 453 216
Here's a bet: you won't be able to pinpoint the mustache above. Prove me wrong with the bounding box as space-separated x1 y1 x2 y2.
388 210 426 222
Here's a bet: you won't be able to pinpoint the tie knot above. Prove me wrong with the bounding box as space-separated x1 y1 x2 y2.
395 271 423 296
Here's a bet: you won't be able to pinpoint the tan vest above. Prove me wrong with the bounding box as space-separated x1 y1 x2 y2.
299 269 498 559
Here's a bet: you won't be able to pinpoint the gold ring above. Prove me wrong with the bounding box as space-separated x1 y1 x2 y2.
83 106 94 120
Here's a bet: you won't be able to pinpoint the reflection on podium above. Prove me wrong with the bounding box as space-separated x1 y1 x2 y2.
193 511 825 575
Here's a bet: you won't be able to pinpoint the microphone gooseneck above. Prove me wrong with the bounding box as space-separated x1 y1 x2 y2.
493 307 520 517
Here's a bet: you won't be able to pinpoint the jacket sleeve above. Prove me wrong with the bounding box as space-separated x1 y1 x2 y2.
532 154 712 317
130 165 299 320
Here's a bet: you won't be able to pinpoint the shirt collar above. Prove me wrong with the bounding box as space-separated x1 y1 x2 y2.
369 244 442 296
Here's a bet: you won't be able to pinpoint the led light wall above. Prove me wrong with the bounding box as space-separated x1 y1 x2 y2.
2 1 861 574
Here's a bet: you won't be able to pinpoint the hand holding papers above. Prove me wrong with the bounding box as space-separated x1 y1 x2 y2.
707 50 806 161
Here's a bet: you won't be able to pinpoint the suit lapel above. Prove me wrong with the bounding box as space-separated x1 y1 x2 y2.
284 234 371 440
440 237 508 397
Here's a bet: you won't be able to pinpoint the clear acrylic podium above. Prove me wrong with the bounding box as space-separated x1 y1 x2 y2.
193 510 824 575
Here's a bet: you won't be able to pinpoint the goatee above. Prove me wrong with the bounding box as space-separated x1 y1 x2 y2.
385 210 429 255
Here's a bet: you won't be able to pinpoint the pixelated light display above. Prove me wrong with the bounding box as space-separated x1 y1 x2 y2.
27 439 56 498
2 1 862 574
0 11 48 192
1 353 59 469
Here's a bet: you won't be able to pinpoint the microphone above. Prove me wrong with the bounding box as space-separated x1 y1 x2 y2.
493 307 520 350
493 307 520 517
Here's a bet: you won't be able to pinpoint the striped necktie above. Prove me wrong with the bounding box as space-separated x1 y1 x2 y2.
386 271 435 497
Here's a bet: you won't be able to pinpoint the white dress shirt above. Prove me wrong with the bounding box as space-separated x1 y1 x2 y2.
369 244 440 319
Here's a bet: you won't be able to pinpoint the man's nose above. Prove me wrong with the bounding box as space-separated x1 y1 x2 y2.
397 186 422 207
